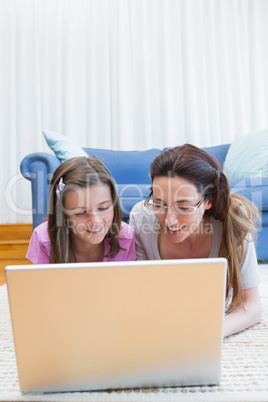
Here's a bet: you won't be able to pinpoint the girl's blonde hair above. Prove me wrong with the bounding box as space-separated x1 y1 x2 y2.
150 144 260 313
48 156 122 263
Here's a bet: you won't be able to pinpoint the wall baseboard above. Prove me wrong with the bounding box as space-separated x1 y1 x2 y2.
0 223 33 286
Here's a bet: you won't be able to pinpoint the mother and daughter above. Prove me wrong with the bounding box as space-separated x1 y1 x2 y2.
27 144 262 338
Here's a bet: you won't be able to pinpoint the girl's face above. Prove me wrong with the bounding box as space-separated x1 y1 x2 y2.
152 176 212 243
64 183 114 246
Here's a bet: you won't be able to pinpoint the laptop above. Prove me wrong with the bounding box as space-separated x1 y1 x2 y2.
5 258 227 393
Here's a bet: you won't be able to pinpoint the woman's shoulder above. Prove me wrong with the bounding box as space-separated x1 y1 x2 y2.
130 200 145 215
130 200 157 225
210 216 222 230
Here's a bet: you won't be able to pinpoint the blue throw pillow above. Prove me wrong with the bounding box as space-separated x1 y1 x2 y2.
42 130 88 162
223 129 268 179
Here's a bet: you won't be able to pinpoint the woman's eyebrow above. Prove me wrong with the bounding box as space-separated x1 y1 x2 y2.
152 195 166 203
153 196 196 204
173 199 195 204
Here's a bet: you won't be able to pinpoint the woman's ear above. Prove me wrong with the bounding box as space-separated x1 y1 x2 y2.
204 197 212 211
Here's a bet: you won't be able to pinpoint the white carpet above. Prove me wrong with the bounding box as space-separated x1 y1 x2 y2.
0 266 268 402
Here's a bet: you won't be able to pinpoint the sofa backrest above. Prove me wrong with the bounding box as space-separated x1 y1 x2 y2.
83 148 161 184
21 144 231 229
82 148 164 221
20 142 268 259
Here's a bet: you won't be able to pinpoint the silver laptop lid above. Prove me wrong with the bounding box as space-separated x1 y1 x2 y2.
5 258 227 393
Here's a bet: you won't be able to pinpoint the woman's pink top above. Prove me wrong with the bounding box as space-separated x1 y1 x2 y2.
26 221 136 263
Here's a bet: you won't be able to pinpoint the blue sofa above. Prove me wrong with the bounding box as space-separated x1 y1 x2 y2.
20 144 268 260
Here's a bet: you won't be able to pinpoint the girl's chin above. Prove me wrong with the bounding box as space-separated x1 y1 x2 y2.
83 234 106 245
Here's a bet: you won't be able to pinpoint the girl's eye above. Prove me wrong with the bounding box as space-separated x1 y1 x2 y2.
75 211 86 216
98 205 112 213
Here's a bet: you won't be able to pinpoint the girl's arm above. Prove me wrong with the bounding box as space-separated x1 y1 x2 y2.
223 286 262 338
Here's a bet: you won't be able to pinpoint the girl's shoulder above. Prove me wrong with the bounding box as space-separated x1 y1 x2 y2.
33 220 50 243
118 221 135 240
27 221 51 264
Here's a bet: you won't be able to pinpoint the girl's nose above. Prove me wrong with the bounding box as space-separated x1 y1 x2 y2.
87 212 102 225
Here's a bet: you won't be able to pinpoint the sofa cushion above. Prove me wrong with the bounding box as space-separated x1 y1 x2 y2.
202 144 230 169
43 130 88 162
223 129 268 179
229 177 268 212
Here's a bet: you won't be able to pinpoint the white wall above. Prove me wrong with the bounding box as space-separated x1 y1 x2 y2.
1 0 268 223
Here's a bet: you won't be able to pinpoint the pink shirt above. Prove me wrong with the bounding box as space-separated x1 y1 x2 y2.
26 221 136 264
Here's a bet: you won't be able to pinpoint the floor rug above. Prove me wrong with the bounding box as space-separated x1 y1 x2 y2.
1 265 268 402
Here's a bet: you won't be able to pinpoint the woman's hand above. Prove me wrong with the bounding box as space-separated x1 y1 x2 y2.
223 286 262 338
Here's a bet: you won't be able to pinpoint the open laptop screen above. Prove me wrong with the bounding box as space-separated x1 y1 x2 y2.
5 258 227 393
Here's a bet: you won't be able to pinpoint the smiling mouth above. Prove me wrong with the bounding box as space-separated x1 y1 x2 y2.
166 226 184 235
87 226 103 234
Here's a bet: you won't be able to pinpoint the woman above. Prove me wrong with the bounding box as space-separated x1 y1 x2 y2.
130 144 262 337
27 156 136 263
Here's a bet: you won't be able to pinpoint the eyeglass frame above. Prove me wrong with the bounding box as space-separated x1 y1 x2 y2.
144 192 208 215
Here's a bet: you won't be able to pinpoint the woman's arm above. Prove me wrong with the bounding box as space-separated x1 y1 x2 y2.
223 286 262 338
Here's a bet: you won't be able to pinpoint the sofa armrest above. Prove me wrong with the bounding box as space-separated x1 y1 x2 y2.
20 153 61 229
20 152 60 180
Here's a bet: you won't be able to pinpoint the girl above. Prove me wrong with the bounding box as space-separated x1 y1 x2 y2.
130 144 262 337
27 156 136 263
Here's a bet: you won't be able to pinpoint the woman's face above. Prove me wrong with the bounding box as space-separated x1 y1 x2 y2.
152 175 212 243
64 183 114 247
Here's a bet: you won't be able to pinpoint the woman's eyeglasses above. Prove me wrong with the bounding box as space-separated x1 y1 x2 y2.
144 193 207 216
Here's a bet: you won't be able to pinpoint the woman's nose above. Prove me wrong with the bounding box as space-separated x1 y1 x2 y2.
165 208 179 226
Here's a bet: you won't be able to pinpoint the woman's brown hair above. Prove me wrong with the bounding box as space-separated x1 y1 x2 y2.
150 144 260 313
48 156 122 263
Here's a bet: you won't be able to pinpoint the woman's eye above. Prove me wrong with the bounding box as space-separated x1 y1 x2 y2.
154 204 164 210
174 206 193 213
75 211 86 216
